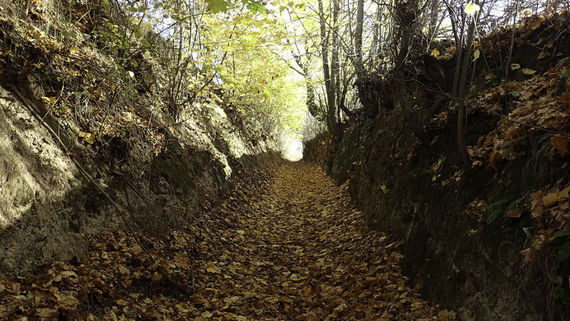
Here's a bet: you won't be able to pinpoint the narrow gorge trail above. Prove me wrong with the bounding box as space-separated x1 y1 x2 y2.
1 163 454 320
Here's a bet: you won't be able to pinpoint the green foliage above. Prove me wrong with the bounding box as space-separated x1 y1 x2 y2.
243 0 265 14
464 2 481 16
101 0 110 11
86 0 306 139
205 0 265 13
200 8 305 134
206 0 229 13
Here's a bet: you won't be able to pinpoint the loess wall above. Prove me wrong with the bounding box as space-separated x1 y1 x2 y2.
305 12 570 321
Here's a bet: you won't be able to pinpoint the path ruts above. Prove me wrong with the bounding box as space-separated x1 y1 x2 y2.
0 162 454 321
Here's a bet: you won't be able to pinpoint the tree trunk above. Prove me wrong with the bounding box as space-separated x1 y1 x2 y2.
456 11 477 168
318 0 341 140
355 0 364 74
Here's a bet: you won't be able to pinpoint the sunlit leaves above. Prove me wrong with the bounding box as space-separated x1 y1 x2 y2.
430 48 440 57
78 131 96 144
243 0 265 14
522 68 536 75
42 96 57 104
464 2 481 16
204 0 265 13
200 7 305 134
206 0 229 13
100 0 110 11
473 49 480 61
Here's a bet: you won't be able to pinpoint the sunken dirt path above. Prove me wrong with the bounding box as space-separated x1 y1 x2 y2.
0 162 455 320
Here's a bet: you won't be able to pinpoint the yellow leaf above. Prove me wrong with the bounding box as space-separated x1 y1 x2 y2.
175 304 190 313
522 68 536 75
78 131 95 144
118 265 129 275
430 48 440 58
60 271 77 278
151 272 162 281
206 261 221 274
290 273 304 281
472 160 483 167
543 191 559 207
201 311 213 318
190 294 207 305
265 296 279 304
473 49 480 61
41 96 57 104
56 293 80 309
464 2 480 15
510 63 521 70
36 308 58 320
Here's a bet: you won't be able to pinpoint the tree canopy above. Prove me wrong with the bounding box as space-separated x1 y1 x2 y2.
96 0 568 145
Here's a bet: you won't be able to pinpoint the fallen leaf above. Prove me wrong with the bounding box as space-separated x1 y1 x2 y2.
190 294 207 305
206 261 221 274
151 272 162 281
522 68 536 75
41 96 57 104
118 265 129 275
78 131 95 144
290 273 304 281
36 308 58 320
506 209 522 218
430 48 440 57
551 135 569 156
543 191 559 207
265 296 279 304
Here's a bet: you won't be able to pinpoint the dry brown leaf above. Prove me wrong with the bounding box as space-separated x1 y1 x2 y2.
543 191 559 207
36 308 58 320
190 294 207 305
506 209 522 218
206 262 221 274
551 134 569 156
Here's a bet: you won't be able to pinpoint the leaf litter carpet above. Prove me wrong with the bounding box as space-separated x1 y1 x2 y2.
1 163 455 320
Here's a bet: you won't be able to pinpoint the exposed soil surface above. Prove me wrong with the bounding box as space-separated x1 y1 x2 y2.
0 163 454 320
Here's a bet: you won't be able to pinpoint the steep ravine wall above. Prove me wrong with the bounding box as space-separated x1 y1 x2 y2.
305 125 546 321
304 13 570 320
0 0 283 277
0 81 281 278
